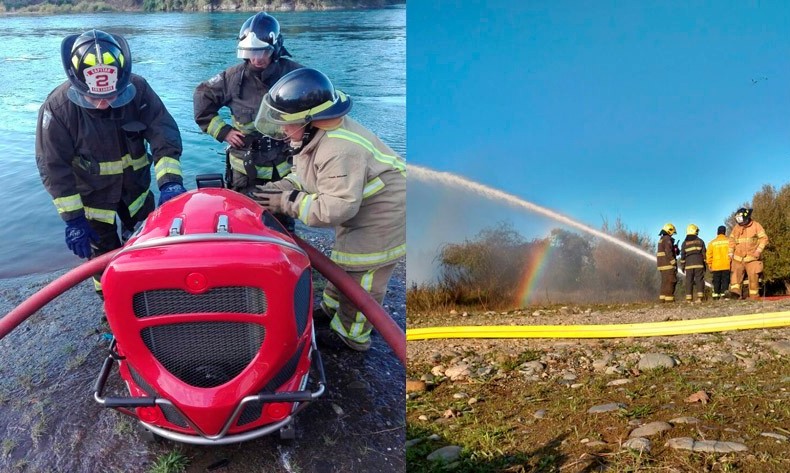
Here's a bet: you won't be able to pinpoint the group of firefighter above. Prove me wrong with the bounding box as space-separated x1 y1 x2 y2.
34 13 405 353
656 208 769 302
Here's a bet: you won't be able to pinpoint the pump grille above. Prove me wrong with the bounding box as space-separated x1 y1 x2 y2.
294 270 311 335
237 341 306 426
141 322 265 388
133 287 266 318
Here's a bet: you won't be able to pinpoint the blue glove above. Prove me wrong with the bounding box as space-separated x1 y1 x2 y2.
64 216 99 259
158 182 187 206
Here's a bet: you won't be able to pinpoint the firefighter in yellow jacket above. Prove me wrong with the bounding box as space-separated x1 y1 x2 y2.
707 225 730 300
656 223 679 302
251 68 405 352
728 208 768 299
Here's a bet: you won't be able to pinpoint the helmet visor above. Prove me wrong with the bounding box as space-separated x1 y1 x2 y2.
238 47 273 60
254 101 288 139
66 83 136 109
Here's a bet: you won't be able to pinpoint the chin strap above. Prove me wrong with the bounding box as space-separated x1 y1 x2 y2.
289 124 315 153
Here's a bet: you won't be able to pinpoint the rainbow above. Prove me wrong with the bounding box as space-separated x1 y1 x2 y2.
514 239 555 306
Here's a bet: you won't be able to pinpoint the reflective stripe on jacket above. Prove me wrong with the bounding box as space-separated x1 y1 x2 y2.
656 234 677 271
268 117 406 270
707 234 731 271
728 221 768 263
680 235 706 270
35 75 182 223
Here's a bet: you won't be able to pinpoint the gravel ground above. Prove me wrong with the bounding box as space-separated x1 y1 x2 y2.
407 299 790 472
0 223 405 473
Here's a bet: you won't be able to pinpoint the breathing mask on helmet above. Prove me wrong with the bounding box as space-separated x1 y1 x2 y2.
735 208 752 226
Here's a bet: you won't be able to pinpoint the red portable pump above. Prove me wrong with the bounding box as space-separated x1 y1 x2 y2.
93 187 325 444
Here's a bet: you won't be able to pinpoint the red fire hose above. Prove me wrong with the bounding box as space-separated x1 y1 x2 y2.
293 236 406 365
0 250 119 340
0 238 405 365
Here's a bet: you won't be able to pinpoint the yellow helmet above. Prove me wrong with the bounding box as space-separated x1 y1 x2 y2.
662 223 676 235
686 224 699 235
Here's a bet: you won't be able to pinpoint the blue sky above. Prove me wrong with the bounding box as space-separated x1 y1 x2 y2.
407 1 790 283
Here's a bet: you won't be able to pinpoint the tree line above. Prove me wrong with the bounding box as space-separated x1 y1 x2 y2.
408 219 659 311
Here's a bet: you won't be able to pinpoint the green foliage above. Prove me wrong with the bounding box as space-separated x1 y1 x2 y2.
149 451 189 473
591 217 657 299
542 228 593 291
416 219 659 309
437 222 527 307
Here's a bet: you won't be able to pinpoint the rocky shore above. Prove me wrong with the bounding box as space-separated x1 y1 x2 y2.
407 299 790 472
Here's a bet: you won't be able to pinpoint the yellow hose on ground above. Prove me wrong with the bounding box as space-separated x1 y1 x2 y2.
406 311 790 341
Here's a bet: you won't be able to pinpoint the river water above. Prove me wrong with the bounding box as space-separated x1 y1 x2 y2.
0 8 405 472
0 7 405 278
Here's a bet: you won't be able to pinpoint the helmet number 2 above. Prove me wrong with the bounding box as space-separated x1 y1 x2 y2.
95 74 110 87
83 65 119 94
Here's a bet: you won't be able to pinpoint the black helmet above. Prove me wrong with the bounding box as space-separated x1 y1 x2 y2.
735 208 753 226
255 68 352 137
60 30 135 109
237 12 286 60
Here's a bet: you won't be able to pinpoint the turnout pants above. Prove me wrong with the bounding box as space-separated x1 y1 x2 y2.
711 270 730 299
730 260 762 299
684 268 705 302
659 269 677 302
321 261 398 350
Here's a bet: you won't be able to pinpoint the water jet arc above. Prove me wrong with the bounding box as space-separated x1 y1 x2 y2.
410 164 655 261
410 164 700 283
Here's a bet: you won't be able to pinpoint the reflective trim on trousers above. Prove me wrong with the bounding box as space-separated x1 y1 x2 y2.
128 190 150 217
322 292 340 312
328 270 374 344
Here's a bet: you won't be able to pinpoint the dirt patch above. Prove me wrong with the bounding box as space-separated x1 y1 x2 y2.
0 226 405 473
407 299 790 472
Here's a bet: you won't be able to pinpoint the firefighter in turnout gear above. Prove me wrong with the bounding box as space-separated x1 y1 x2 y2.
35 30 184 295
728 208 768 299
656 223 679 302
252 68 405 352
680 224 706 302
193 12 302 232
707 225 731 300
